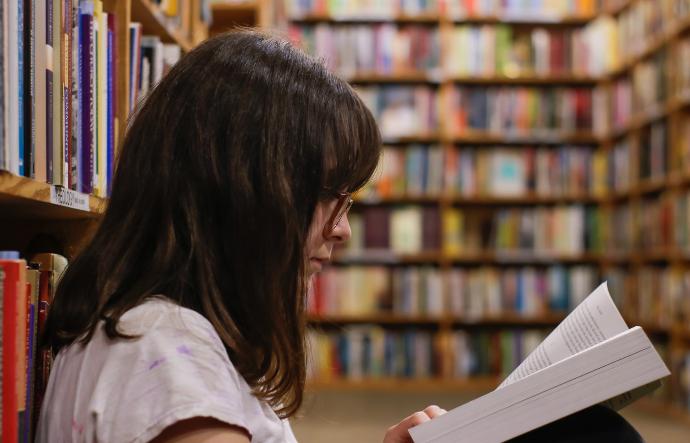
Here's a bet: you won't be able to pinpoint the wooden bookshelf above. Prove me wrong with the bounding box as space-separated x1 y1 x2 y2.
0 171 105 220
308 314 443 325
347 72 441 84
448 194 602 205
308 313 564 326
209 0 272 33
381 134 442 144
447 15 595 26
305 376 499 392
289 3 690 419
603 14 690 80
449 75 599 85
332 251 443 265
450 132 600 145
131 0 194 51
290 13 441 25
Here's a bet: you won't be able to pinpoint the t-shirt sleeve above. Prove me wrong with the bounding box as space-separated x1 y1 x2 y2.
91 306 251 443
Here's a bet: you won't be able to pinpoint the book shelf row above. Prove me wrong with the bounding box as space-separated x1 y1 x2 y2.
309 265 599 318
343 189 690 256
285 0 597 23
286 1 690 79
308 264 690 329
306 326 550 381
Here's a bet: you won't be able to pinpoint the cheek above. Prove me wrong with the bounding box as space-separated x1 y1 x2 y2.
307 205 327 252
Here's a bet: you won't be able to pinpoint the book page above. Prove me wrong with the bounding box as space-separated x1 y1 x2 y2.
499 282 627 388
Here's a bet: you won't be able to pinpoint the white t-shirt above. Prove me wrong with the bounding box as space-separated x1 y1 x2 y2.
36 297 298 443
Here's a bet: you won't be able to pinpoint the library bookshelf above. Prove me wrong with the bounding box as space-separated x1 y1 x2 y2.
285 0 690 423
0 0 211 259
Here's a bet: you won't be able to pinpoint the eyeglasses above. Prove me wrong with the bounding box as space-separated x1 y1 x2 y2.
322 191 354 238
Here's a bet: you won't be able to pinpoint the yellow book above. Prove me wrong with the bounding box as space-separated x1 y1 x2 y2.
592 150 607 197
95 2 108 196
442 208 464 255
162 0 179 16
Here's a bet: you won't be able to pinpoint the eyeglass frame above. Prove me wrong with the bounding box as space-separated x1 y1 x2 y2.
322 191 354 239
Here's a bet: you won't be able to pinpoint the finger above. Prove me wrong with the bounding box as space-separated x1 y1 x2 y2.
423 405 447 419
399 411 432 429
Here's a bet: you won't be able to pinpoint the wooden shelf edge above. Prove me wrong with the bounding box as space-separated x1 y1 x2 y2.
132 0 194 51
305 376 499 392
307 314 565 326
210 1 258 13
633 398 690 427
0 171 105 218
289 13 440 24
289 13 594 26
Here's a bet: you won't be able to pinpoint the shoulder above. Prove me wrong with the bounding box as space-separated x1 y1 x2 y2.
75 297 253 442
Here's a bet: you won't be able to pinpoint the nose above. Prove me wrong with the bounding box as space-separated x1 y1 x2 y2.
329 213 352 243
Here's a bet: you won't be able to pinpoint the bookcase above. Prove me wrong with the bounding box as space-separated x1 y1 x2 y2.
284 0 690 424
208 0 273 33
0 0 213 258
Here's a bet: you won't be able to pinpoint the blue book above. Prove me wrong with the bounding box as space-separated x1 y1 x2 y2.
106 14 114 196
18 0 25 176
79 2 94 194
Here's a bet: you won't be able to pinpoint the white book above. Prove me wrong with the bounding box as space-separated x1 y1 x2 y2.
410 282 671 443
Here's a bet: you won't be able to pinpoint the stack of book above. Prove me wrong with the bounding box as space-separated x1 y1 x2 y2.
128 28 182 113
444 146 596 197
286 0 440 18
0 1 117 196
450 87 595 136
357 145 444 200
309 265 600 319
446 25 597 77
307 327 438 380
288 24 440 77
0 1 185 198
355 85 438 139
0 252 67 443
447 329 548 379
344 206 441 255
441 205 593 256
442 0 596 19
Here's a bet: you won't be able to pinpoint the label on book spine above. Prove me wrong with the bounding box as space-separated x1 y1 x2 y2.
50 185 89 211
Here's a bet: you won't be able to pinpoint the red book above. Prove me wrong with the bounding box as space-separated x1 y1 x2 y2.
1 259 28 443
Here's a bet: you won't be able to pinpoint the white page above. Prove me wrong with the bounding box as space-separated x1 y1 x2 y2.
499 281 627 388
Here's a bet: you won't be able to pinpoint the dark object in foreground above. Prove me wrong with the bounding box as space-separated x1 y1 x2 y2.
508 405 644 443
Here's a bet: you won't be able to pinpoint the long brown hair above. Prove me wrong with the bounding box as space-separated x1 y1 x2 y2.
44 31 381 417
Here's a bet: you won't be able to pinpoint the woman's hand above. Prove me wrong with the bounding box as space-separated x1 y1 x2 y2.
383 405 447 443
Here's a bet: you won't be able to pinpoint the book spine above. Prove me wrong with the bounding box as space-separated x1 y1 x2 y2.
0 260 25 443
46 0 53 182
51 0 62 185
18 0 25 176
0 0 4 171
62 0 71 187
32 270 51 436
79 3 93 194
96 3 106 197
90 12 97 193
25 0 35 179
106 13 115 196
71 0 80 191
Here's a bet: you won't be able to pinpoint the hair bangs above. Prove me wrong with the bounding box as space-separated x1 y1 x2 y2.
322 83 382 194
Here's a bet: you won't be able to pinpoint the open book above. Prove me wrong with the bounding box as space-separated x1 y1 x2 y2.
409 282 671 443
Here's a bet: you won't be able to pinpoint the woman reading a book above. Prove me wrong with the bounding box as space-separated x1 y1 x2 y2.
35 31 443 443
36 31 644 443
